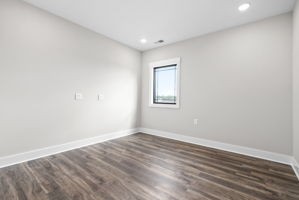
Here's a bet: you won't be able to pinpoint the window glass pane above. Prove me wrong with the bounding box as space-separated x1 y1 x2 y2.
154 65 177 104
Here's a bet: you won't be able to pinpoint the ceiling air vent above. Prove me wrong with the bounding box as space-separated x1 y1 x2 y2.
155 40 164 44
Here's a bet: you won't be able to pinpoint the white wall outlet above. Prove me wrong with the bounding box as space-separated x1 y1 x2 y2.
193 118 199 126
75 93 83 100
98 94 105 101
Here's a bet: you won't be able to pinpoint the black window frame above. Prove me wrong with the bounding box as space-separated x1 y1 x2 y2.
153 64 177 105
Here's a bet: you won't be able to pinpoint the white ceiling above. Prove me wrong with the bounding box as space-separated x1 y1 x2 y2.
23 0 296 51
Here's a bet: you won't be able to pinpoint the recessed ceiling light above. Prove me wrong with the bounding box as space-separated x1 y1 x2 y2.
238 3 251 12
140 38 147 44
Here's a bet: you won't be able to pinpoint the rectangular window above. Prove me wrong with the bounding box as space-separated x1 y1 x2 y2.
153 65 177 104
149 58 180 108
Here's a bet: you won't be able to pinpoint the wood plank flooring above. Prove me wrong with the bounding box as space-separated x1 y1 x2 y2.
0 133 298 200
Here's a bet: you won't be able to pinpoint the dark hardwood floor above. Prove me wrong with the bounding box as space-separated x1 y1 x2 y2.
0 133 298 200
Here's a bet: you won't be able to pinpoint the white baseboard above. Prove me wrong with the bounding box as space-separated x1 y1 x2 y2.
291 158 299 180
139 127 294 165
1 127 298 181
0 128 138 169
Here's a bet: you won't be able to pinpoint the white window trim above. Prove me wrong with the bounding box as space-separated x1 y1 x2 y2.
149 57 181 109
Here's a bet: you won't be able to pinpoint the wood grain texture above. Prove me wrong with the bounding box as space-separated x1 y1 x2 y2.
0 133 298 200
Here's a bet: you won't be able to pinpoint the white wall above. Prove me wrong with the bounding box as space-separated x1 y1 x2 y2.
141 14 293 155
0 0 141 157
293 1 299 162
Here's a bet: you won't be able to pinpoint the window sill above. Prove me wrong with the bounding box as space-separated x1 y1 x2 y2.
149 103 180 109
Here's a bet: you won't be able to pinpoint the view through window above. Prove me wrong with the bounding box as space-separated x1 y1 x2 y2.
153 65 177 104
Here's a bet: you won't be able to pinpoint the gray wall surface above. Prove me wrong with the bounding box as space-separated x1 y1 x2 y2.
293 1 299 162
0 0 141 157
141 14 293 155
0 0 295 159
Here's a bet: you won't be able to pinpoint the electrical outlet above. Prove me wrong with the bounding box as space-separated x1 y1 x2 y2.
98 94 104 101
75 93 83 100
193 118 199 126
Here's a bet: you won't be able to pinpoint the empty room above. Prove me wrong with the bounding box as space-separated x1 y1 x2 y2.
1 0 299 199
